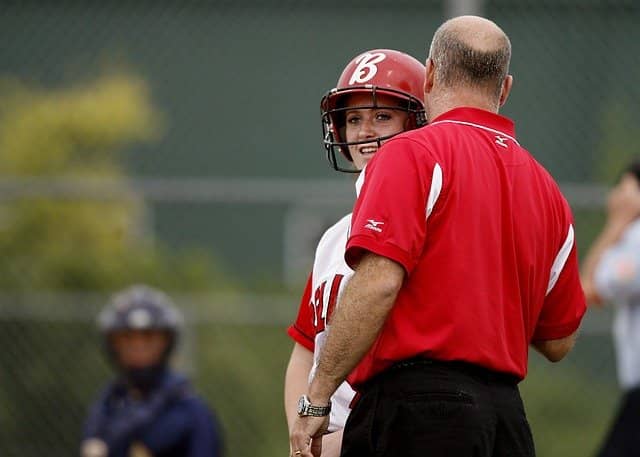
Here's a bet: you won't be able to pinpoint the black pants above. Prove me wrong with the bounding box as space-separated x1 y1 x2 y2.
340 358 535 457
597 386 640 457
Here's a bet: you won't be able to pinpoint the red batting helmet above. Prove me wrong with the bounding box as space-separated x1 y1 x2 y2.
321 49 427 173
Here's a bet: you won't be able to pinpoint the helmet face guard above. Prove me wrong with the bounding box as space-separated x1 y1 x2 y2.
320 49 427 173
321 86 426 173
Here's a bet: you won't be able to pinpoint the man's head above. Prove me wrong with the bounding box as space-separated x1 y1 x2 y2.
425 15 513 117
321 49 426 173
98 284 182 391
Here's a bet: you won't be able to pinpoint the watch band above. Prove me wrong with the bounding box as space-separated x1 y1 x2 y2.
305 403 331 416
297 395 331 417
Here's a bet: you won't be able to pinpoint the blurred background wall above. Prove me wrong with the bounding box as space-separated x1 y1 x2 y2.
0 1 638 456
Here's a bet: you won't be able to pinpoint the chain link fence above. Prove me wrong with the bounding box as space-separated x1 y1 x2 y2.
2 0 637 280
0 293 624 457
1 1 639 456
0 292 296 457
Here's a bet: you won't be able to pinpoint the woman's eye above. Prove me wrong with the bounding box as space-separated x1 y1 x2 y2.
347 116 360 124
376 112 392 121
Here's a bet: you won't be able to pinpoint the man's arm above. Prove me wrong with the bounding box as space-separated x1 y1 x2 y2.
581 174 640 305
531 331 577 362
308 252 404 404
580 223 629 305
289 252 404 457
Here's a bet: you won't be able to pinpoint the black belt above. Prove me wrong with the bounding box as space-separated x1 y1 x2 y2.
387 357 520 385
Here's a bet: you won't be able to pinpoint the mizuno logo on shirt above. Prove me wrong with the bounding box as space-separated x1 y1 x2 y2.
495 135 509 148
364 219 384 232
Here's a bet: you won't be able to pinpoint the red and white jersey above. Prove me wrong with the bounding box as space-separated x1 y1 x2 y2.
345 107 586 387
288 214 356 431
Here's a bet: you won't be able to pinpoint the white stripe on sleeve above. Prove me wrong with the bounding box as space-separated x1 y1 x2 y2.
426 163 443 219
547 224 575 295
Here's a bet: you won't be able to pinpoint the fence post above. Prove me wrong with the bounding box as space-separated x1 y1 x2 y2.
444 0 485 18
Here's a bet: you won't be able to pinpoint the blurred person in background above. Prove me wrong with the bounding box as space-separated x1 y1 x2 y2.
284 49 426 457
581 160 640 457
80 284 223 457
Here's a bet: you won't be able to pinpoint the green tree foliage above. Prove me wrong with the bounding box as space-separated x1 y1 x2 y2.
0 73 231 291
0 73 238 457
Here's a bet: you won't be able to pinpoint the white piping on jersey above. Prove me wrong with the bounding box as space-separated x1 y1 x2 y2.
426 163 443 219
547 224 575 295
429 119 520 146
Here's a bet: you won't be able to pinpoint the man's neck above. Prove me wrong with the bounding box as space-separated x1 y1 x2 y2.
427 89 499 122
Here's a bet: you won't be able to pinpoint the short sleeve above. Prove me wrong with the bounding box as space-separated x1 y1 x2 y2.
533 223 587 341
345 137 439 274
286 273 315 351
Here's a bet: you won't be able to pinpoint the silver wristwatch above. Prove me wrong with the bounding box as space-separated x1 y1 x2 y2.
297 395 331 417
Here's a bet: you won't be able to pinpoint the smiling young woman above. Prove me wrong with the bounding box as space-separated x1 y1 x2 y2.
284 49 426 457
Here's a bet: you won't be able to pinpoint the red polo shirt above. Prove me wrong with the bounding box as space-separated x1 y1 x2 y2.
345 107 586 386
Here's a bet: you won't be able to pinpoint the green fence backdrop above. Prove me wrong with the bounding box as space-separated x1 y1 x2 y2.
1 1 638 456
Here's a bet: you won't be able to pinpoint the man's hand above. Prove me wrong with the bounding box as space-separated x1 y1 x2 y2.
581 173 640 306
607 173 640 229
289 414 329 457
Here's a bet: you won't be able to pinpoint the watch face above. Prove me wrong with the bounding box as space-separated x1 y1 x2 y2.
297 395 307 415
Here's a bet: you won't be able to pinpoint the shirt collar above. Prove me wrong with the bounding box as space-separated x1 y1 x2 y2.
430 107 516 140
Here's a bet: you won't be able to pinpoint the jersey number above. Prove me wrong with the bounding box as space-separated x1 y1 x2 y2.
311 274 344 333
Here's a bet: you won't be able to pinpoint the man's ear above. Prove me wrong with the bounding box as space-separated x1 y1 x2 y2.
424 58 435 95
499 74 513 107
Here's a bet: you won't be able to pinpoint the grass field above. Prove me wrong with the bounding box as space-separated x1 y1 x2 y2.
196 324 620 457
0 309 619 457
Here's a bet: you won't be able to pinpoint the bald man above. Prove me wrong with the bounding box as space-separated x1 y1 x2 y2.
289 15 586 457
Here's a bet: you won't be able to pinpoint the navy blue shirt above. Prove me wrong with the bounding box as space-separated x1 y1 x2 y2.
82 371 223 457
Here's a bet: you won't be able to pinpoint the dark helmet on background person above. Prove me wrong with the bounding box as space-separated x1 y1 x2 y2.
321 49 427 173
98 284 183 389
